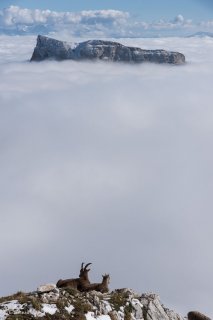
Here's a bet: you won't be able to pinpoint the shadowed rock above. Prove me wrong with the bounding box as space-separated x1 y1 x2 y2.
31 35 185 65
188 311 211 320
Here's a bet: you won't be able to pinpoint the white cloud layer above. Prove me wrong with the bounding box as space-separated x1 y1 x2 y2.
0 35 213 318
0 6 213 37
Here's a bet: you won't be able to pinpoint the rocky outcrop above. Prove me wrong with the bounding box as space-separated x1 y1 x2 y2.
37 284 56 294
30 35 185 64
0 287 185 320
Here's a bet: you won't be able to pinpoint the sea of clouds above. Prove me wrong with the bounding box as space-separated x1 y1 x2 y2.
1 5 213 37
0 35 213 318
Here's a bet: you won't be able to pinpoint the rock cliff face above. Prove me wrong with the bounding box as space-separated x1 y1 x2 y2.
0 286 184 320
30 35 185 65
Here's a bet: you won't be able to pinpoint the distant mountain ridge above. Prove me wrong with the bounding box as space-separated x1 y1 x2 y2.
188 31 213 38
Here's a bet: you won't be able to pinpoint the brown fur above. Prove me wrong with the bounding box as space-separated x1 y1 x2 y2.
56 262 91 290
56 278 78 289
83 274 110 293
188 311 211 320
78 263 92 291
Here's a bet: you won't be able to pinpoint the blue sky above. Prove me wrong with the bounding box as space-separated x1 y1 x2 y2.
0 1 213 37
0 0 213 21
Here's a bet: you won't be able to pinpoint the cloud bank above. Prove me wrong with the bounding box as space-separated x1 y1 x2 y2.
0 35 213 318
1 6 213 37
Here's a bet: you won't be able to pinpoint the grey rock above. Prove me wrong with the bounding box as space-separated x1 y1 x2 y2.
165 307 185 320
131 298 144 319
40 290 60 303
0 288 185 320
31 35 185 65
141 293 183 320
37 283 56 293
142 294 170 320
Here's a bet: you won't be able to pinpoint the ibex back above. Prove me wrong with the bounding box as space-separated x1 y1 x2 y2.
188 312 211 320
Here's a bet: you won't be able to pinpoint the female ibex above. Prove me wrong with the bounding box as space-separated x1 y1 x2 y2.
83 274 110 293
56 262 92 290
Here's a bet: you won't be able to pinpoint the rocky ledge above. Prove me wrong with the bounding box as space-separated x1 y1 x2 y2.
0 286 184 320
30 35 185 65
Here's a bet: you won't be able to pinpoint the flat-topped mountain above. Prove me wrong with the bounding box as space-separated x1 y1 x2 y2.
30 35 185 64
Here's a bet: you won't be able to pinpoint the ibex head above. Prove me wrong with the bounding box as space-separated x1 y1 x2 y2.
102 274 110 284
79 262 92 278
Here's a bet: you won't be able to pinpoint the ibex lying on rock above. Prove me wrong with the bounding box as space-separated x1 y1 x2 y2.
83 274 110 293
56 262 91 290
78 262 92 291
188 311 211 320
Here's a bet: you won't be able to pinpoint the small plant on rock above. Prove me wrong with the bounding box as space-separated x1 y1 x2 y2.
110 292 128 312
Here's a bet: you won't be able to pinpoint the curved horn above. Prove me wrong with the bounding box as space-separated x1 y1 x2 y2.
84 263 92 270
81 262 84 269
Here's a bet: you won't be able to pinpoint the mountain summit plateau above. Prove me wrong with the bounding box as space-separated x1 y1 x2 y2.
30 35 185 64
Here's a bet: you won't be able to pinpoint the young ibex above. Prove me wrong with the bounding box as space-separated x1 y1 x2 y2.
188 312 211 320
83 274 110 293
56 262 92 290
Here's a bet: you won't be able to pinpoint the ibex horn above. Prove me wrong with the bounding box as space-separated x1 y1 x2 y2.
81 262 84 270
84 263 92 270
